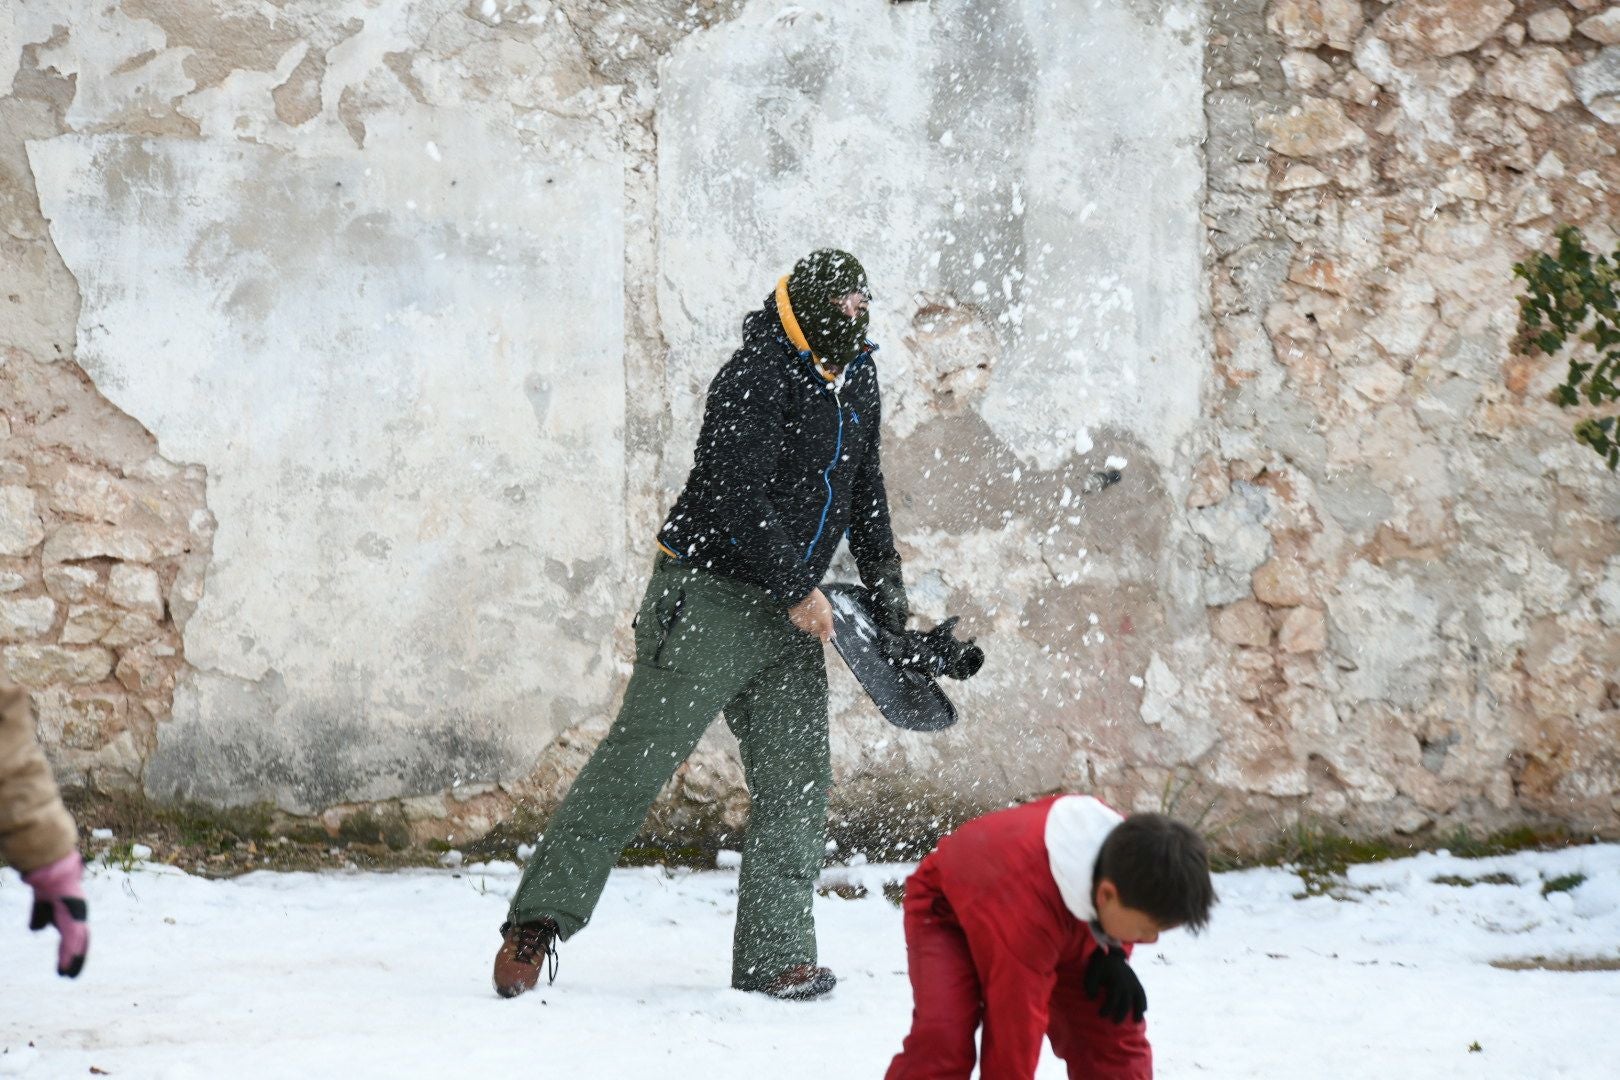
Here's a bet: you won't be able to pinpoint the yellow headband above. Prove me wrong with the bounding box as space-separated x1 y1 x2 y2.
776 276 836 382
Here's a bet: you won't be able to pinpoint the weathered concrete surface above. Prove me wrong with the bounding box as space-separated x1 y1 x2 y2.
660 0 1208 469
1 0 1617 850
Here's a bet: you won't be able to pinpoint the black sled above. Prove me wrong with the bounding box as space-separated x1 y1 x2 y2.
822 583 985 733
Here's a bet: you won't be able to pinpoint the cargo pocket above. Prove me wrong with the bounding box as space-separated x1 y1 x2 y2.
648 587 688 670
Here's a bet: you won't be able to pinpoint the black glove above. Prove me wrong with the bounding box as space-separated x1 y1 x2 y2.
865 564 909 634
878 616 984 681
1082 946 1146 1025
920 617 983 680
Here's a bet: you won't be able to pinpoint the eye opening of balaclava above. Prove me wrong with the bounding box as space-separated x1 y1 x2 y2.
786 249 870 368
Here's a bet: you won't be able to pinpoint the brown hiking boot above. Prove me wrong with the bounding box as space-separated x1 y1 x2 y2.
760 965 837 1001
492 919 560 999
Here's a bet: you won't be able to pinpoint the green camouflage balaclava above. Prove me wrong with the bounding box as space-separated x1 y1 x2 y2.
786 249 870 366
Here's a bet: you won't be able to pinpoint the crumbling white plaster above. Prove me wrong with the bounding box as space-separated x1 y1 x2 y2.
31 116 625 809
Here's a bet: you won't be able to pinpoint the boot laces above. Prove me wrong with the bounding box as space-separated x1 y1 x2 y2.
507 921 560 985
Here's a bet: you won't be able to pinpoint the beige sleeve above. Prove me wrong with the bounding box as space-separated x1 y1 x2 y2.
0 685 79 873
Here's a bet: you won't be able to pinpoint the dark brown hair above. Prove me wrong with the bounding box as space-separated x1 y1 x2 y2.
1096 814 1216 932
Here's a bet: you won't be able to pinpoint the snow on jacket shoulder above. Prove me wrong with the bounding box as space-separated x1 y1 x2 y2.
657 293 899 605
926 795 1151 1080
0 685 78 873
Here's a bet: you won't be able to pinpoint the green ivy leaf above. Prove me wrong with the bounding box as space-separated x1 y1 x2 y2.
1516 225 1620 470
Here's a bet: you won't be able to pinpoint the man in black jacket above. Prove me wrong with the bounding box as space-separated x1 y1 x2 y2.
494 250 908 1002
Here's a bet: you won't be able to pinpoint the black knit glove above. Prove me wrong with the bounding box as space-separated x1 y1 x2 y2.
865 563 909 634
878 617 985 681
1083 947 1146 1025
921 618 983 680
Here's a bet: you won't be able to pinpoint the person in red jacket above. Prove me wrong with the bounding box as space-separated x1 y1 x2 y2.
885 795 1214 1079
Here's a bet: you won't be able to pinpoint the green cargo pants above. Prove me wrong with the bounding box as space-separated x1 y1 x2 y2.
508 555 832 990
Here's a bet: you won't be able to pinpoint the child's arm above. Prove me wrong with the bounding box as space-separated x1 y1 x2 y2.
1047 960 1153 1079
0 687 79 872
1 686 90 978
970 930 1061 1079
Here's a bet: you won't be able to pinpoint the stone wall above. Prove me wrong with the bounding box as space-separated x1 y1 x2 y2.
1197 0 1620 839
1 0 1616 852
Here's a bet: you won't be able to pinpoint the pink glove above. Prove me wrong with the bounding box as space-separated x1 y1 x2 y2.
23 851 89 978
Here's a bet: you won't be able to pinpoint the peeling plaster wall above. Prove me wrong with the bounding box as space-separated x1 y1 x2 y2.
7 0 634 816
32 130 625 811
2 0 1618 849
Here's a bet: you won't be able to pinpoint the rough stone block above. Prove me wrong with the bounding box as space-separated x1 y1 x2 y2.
1186 455 1231 510
1282 50 1335 92
42 524 158 565
44 566 101 604
1258 97 1368 157
1279 606 1327 653
1578 10 1620 45
48 463 134 523
1211 599 1273 647
1594 560 1620 627
1485 47 1576 111
1267 0 1365 52
35 686 127 751
1328 562 1443 705
1377 0 1514 57
1232 648 1280 701
1573 47 1620 123
107 564 164 616
1191 483 1276 605
87 730 145 792
115 646 173 695
61 605 118 645
4 644 115 687
0 486 45 556
1276 164 1332 191
0 596 56 641
400 794 450 823
1331 71 1380 106
1254 557 1315 608
102 612 163 648
1529 10 1572 43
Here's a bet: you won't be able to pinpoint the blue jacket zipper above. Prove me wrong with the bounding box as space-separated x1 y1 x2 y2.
804 383 843 563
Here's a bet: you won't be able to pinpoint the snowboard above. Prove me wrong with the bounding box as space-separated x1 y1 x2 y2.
823 583 960 732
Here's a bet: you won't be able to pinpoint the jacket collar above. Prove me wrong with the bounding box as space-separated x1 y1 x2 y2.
1045 795 1127 949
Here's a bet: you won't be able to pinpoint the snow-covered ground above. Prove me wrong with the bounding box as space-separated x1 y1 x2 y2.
4 845 1619 1078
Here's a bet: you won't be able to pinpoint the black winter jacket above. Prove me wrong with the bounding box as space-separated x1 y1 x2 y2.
658 293 901 606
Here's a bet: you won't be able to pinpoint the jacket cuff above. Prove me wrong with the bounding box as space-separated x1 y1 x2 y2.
762 558 823 607
3 805 80 875
776 574 821 608
858 556 904 592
